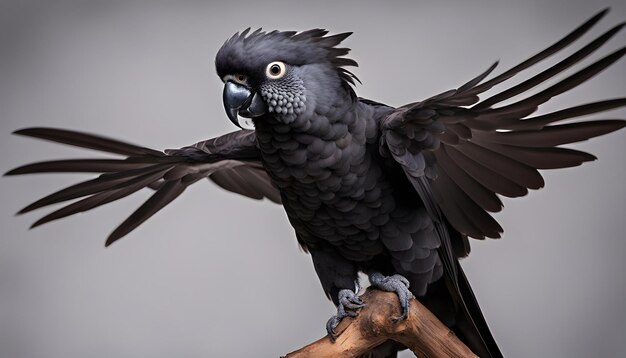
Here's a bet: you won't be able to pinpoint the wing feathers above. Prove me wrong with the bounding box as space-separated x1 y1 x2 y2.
5 159 157 175
475 120 626 147
9 128 279 245
434 149 503 212
472 46 626 120
506 98 626 130
381 9 625 241
13 127 164 157
493 47 626 112
17 163 172 214
430 172 489 239
31 169 169 228
210 165 282 204
459 141 545 189
106 180 188 246
475 23 625 109
466 8 609 96
443 145 529 198
435 170 503 238
456 61 499 93
476 142 596 169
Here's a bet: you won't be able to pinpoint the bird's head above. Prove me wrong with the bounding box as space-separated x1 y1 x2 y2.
215 29 359 128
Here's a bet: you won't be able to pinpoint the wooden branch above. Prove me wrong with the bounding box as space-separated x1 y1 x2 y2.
283 288 477 358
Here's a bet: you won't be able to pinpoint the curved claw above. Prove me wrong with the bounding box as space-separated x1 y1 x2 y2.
369 272 413 321
339 289 365 309
326 289 365 341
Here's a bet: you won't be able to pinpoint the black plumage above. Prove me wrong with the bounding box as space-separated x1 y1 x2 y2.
6 8 626 358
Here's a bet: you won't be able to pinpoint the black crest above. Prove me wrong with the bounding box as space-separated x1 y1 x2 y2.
215 28 360 87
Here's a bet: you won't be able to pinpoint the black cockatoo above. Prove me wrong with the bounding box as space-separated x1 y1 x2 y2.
6 9 626 357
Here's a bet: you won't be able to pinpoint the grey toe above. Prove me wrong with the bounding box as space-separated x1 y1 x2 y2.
326 288 365 341
369 272 413 321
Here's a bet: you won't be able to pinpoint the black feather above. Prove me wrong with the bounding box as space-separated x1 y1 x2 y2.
5 158 156 175
465 8 609 96
476 120 626 147
13 127 164 157
475 23 625 109
31 169 168 228
17 163 173 214
106 180 188 246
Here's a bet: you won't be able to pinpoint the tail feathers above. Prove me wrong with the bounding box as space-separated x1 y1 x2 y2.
452 260 503 358
421 259 502 357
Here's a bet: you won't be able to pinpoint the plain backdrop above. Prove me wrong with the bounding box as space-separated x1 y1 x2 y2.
1 1 625 357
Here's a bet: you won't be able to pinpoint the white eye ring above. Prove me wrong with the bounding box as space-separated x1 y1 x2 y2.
266 61 286 79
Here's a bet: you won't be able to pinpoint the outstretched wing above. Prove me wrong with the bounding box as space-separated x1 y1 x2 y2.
6 128 280 246
380 9 626 245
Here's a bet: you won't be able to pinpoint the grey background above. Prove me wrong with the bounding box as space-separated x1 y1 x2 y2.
1 1 625 357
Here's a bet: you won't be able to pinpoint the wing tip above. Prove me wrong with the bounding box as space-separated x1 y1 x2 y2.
4 163 38 176
12 128 30 136
16 195 56 215
597 7 611 18
4 167 21 176
104 234 120 247
589 8 611 25
29 219 44 230
12 127 47 137
16 205 35 215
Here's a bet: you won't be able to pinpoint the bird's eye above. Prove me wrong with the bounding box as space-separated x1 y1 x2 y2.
266 61 286 79
233 74 247 84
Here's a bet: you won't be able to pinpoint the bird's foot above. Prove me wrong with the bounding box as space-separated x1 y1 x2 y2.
369 272 413 322
325 288 365 341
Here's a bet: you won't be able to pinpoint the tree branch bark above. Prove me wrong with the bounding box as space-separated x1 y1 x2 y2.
283 288 477 358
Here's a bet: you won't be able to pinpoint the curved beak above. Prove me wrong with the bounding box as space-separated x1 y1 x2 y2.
223 81 267 128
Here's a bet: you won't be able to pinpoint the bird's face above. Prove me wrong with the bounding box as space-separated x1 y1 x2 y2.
215 29 358 128
219 58 308 128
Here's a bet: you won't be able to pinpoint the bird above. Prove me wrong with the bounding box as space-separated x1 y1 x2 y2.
5 8 626 358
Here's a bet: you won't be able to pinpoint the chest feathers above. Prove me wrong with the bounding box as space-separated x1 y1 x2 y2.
255 98 386 220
